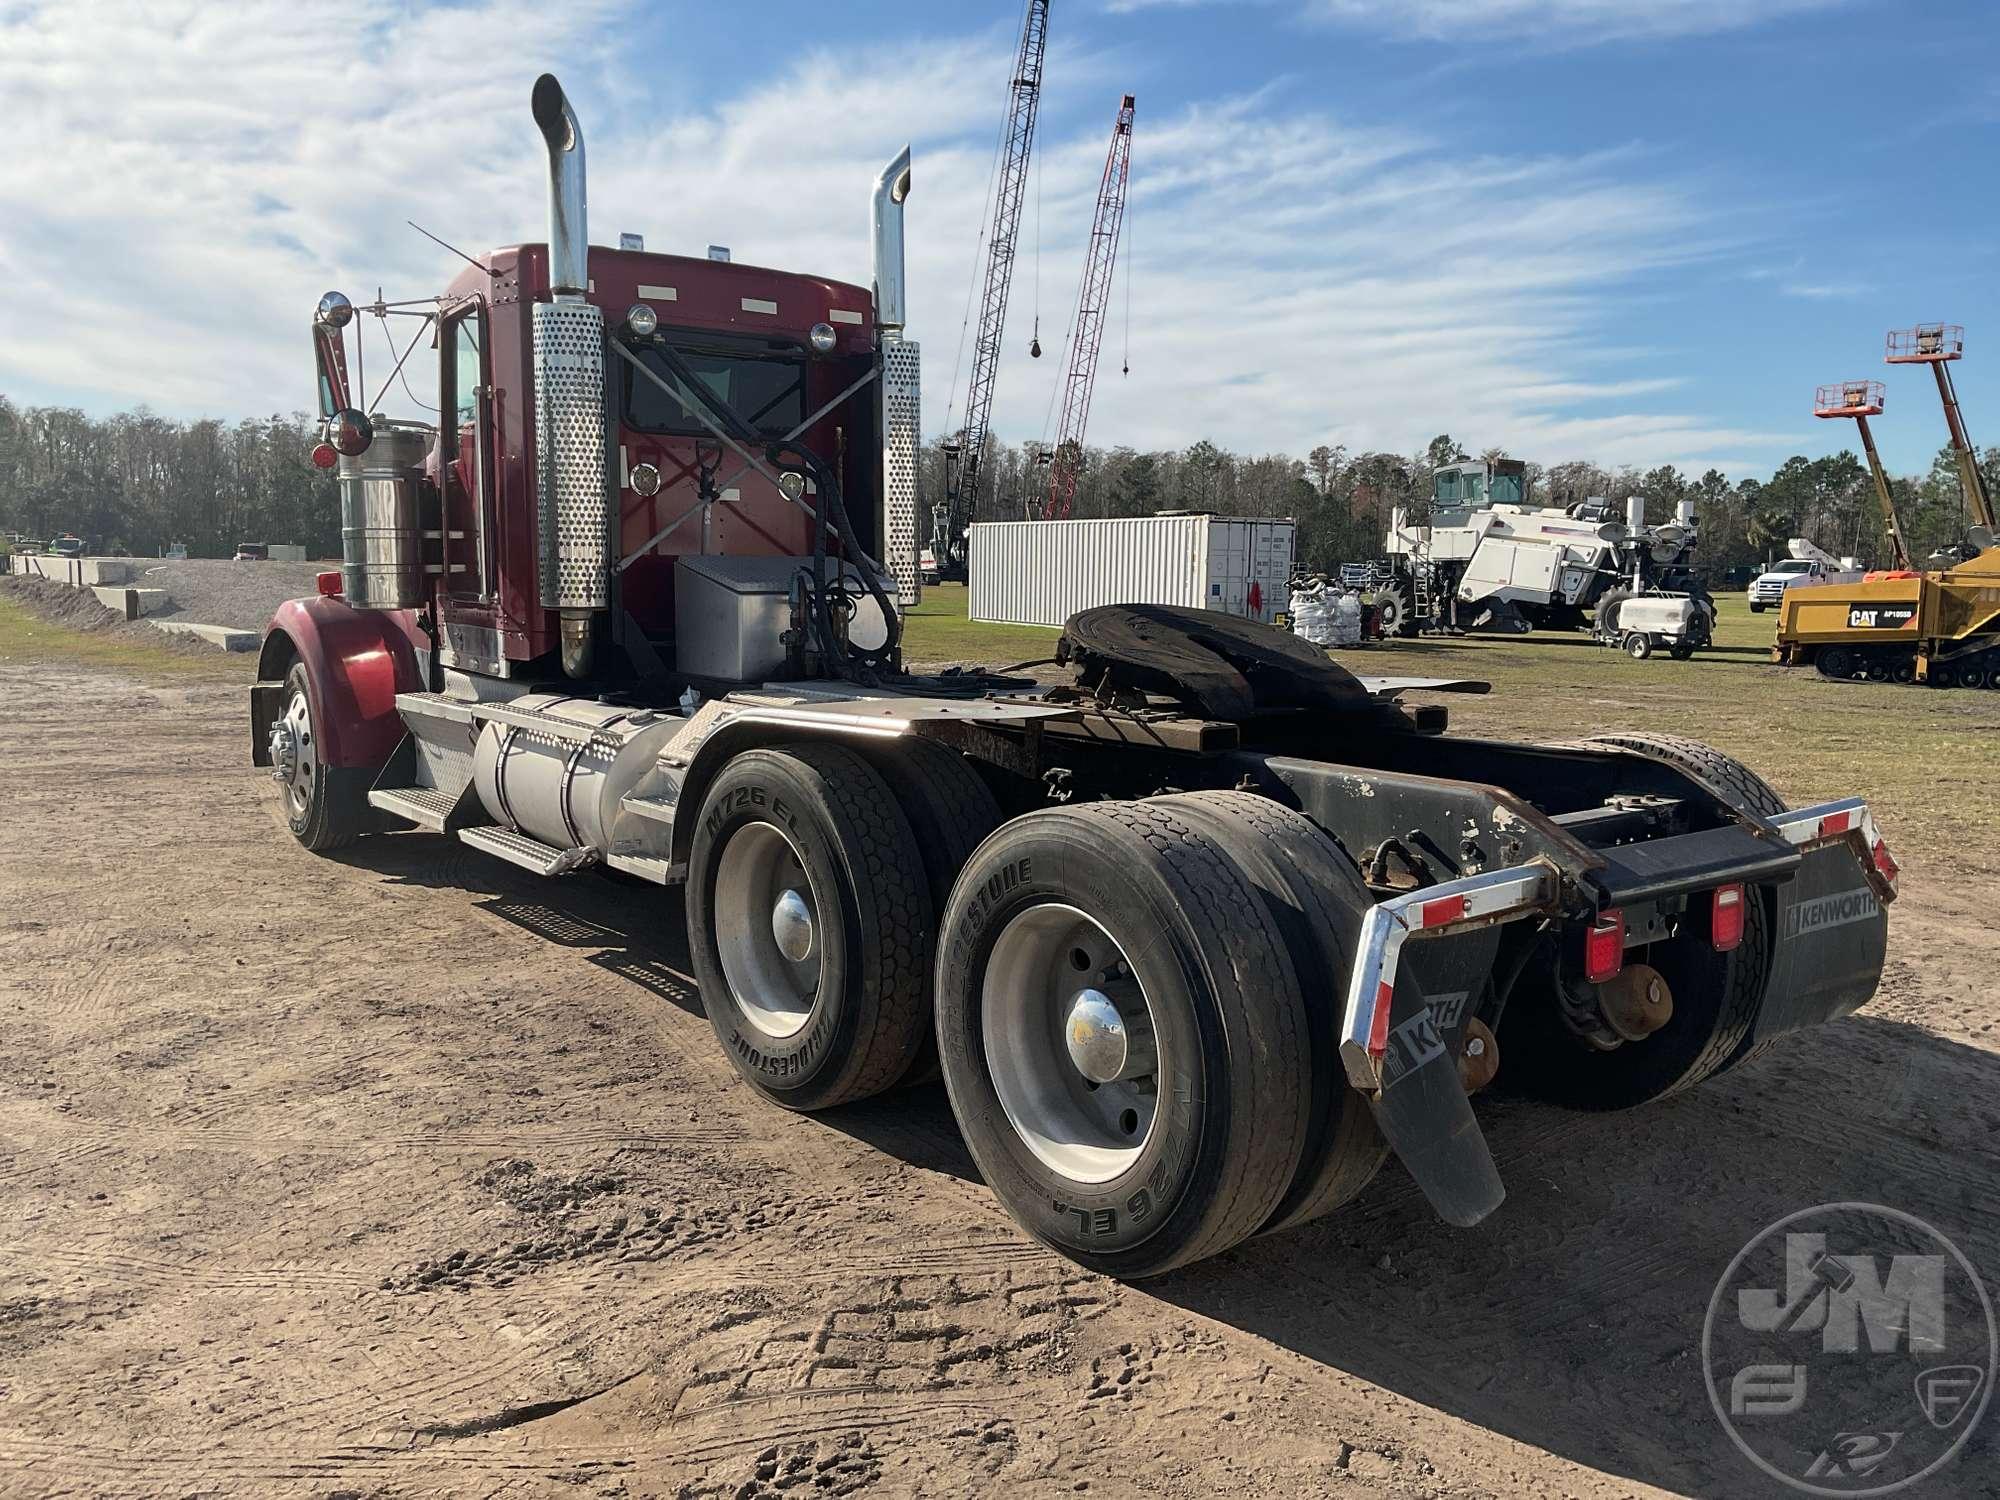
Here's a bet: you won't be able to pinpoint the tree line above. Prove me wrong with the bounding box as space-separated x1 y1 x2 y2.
924 432 2000 577
3 393 1992 577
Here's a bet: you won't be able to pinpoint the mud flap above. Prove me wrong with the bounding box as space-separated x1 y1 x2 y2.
1370 930 1505 1227
1745 842 1890 1047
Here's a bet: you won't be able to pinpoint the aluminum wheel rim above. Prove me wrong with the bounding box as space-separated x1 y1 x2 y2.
276 686 317 818
982 903 1161 1186
713 822 822 1040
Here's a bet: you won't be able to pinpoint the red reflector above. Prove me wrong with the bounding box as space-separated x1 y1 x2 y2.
1818 811 1852 838
1419 893 1469 928
310 441 339 470
316 570 343 597
1870 837 1900 890
1585 909 1625 984
1710 883 1745 952
1367 980 1394 1056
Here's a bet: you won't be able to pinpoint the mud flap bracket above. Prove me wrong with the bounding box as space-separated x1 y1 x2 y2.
1339 862 1561 1227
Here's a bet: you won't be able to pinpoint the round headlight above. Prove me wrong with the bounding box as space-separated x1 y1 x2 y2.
630 461 662 497
626 303 659 337
316 290 354 329
809 322 837 354
327 408 374 456
777 470 807 504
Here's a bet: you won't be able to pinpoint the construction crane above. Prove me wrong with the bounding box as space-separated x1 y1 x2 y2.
1887 323 1997 534
1044 93 1136 521
936 0 1049 580
1812 379 1913 570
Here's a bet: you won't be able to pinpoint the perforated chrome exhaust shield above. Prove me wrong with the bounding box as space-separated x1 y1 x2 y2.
533 301 612 611
882 340 922 607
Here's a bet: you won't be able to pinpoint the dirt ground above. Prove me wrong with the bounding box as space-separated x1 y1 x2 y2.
2 644 1997 1497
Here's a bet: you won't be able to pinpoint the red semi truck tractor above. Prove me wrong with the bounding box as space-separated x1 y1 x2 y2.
252 76 1897 1279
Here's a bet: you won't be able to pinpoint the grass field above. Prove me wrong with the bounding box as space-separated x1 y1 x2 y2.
0 590 250 679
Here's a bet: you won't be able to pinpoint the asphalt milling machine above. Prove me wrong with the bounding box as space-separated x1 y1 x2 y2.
251 75 1898 1278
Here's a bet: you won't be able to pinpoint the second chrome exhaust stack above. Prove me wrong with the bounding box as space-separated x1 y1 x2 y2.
532 73 590 300
871 145 912 337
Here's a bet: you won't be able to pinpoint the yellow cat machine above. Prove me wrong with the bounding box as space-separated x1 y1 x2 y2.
1774 543 2000 685
1776 331 2000 686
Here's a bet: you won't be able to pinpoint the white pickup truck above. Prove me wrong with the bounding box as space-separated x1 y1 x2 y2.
1747 545 1863 612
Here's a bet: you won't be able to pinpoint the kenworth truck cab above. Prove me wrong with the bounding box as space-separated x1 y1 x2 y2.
251 76 1896 1280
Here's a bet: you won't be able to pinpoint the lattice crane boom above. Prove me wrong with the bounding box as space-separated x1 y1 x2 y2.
941 0 1049 561
1044 93 1135 522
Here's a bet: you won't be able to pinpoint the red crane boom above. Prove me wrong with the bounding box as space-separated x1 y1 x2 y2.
1044 93 1135 521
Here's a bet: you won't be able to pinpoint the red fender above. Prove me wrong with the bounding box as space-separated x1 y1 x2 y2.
258 597 423 769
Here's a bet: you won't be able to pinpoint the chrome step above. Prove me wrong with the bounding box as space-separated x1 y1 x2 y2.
369 786 460 831
606 851 676 885
619 794 677 828
459 825 596 876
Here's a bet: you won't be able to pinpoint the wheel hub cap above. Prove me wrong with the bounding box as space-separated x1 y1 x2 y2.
267 720 297 784
772 888 816 964
1065 989 1130 1084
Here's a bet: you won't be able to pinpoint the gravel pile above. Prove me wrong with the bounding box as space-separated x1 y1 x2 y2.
0 576 223 658
130 558 326 629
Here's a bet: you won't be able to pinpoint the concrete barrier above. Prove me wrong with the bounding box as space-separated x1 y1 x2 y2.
90 586 171 618
8 554 139 585
155 621 258 652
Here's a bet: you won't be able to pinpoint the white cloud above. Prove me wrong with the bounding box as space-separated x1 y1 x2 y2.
0 0 1786 472
1106 0 1847 45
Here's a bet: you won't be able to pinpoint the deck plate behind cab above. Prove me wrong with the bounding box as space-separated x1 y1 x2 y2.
1059 604 1383 720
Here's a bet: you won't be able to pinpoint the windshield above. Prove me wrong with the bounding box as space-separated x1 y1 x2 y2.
624 345 804 438
1773 561 1812 573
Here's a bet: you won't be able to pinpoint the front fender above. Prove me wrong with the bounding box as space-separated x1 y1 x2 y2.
257 597 422 769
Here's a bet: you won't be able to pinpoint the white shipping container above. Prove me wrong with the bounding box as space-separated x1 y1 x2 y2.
968 514 1296 628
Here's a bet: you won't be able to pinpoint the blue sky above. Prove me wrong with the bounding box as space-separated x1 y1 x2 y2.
0 0 1994 476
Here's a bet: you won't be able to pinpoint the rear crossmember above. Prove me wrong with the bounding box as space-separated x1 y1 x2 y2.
1337 796 1895 1094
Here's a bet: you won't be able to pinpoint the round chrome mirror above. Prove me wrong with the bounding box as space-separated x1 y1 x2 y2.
630 461 662 497
316 291 354 329
327 408 374 456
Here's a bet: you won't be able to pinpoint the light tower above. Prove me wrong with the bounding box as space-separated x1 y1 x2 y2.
1886 323 1996 533
1812 379 1912 570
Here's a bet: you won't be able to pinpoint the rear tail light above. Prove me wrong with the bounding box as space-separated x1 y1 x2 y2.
316 570 344 598
1585 908 1626 983
1870 837 1900 892
1710 883 1745 952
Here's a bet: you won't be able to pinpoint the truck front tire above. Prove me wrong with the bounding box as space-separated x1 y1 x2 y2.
934 801 1309 1279
277 662 371 852
687 743 932 1112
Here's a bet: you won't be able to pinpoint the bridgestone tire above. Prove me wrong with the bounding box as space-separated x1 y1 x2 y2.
687 744 931 1112
934 801 1310 1279
861 737 1004 1086
282 662 371 853
1513 732 1785 1105
1155 792 1389 1234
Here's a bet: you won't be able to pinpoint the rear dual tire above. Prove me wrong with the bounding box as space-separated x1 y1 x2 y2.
934 797 1380 1279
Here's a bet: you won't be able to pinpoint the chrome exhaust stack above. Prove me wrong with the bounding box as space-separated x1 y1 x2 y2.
873 146 922 606
531 73 590 300
871 145 912 338
529 73 610 675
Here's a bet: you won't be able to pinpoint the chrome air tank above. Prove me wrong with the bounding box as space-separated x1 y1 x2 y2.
470 696 685 854
339 421 434 609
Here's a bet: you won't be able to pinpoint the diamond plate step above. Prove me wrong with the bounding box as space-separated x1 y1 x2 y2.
369 786 459 831
459 825 596 876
